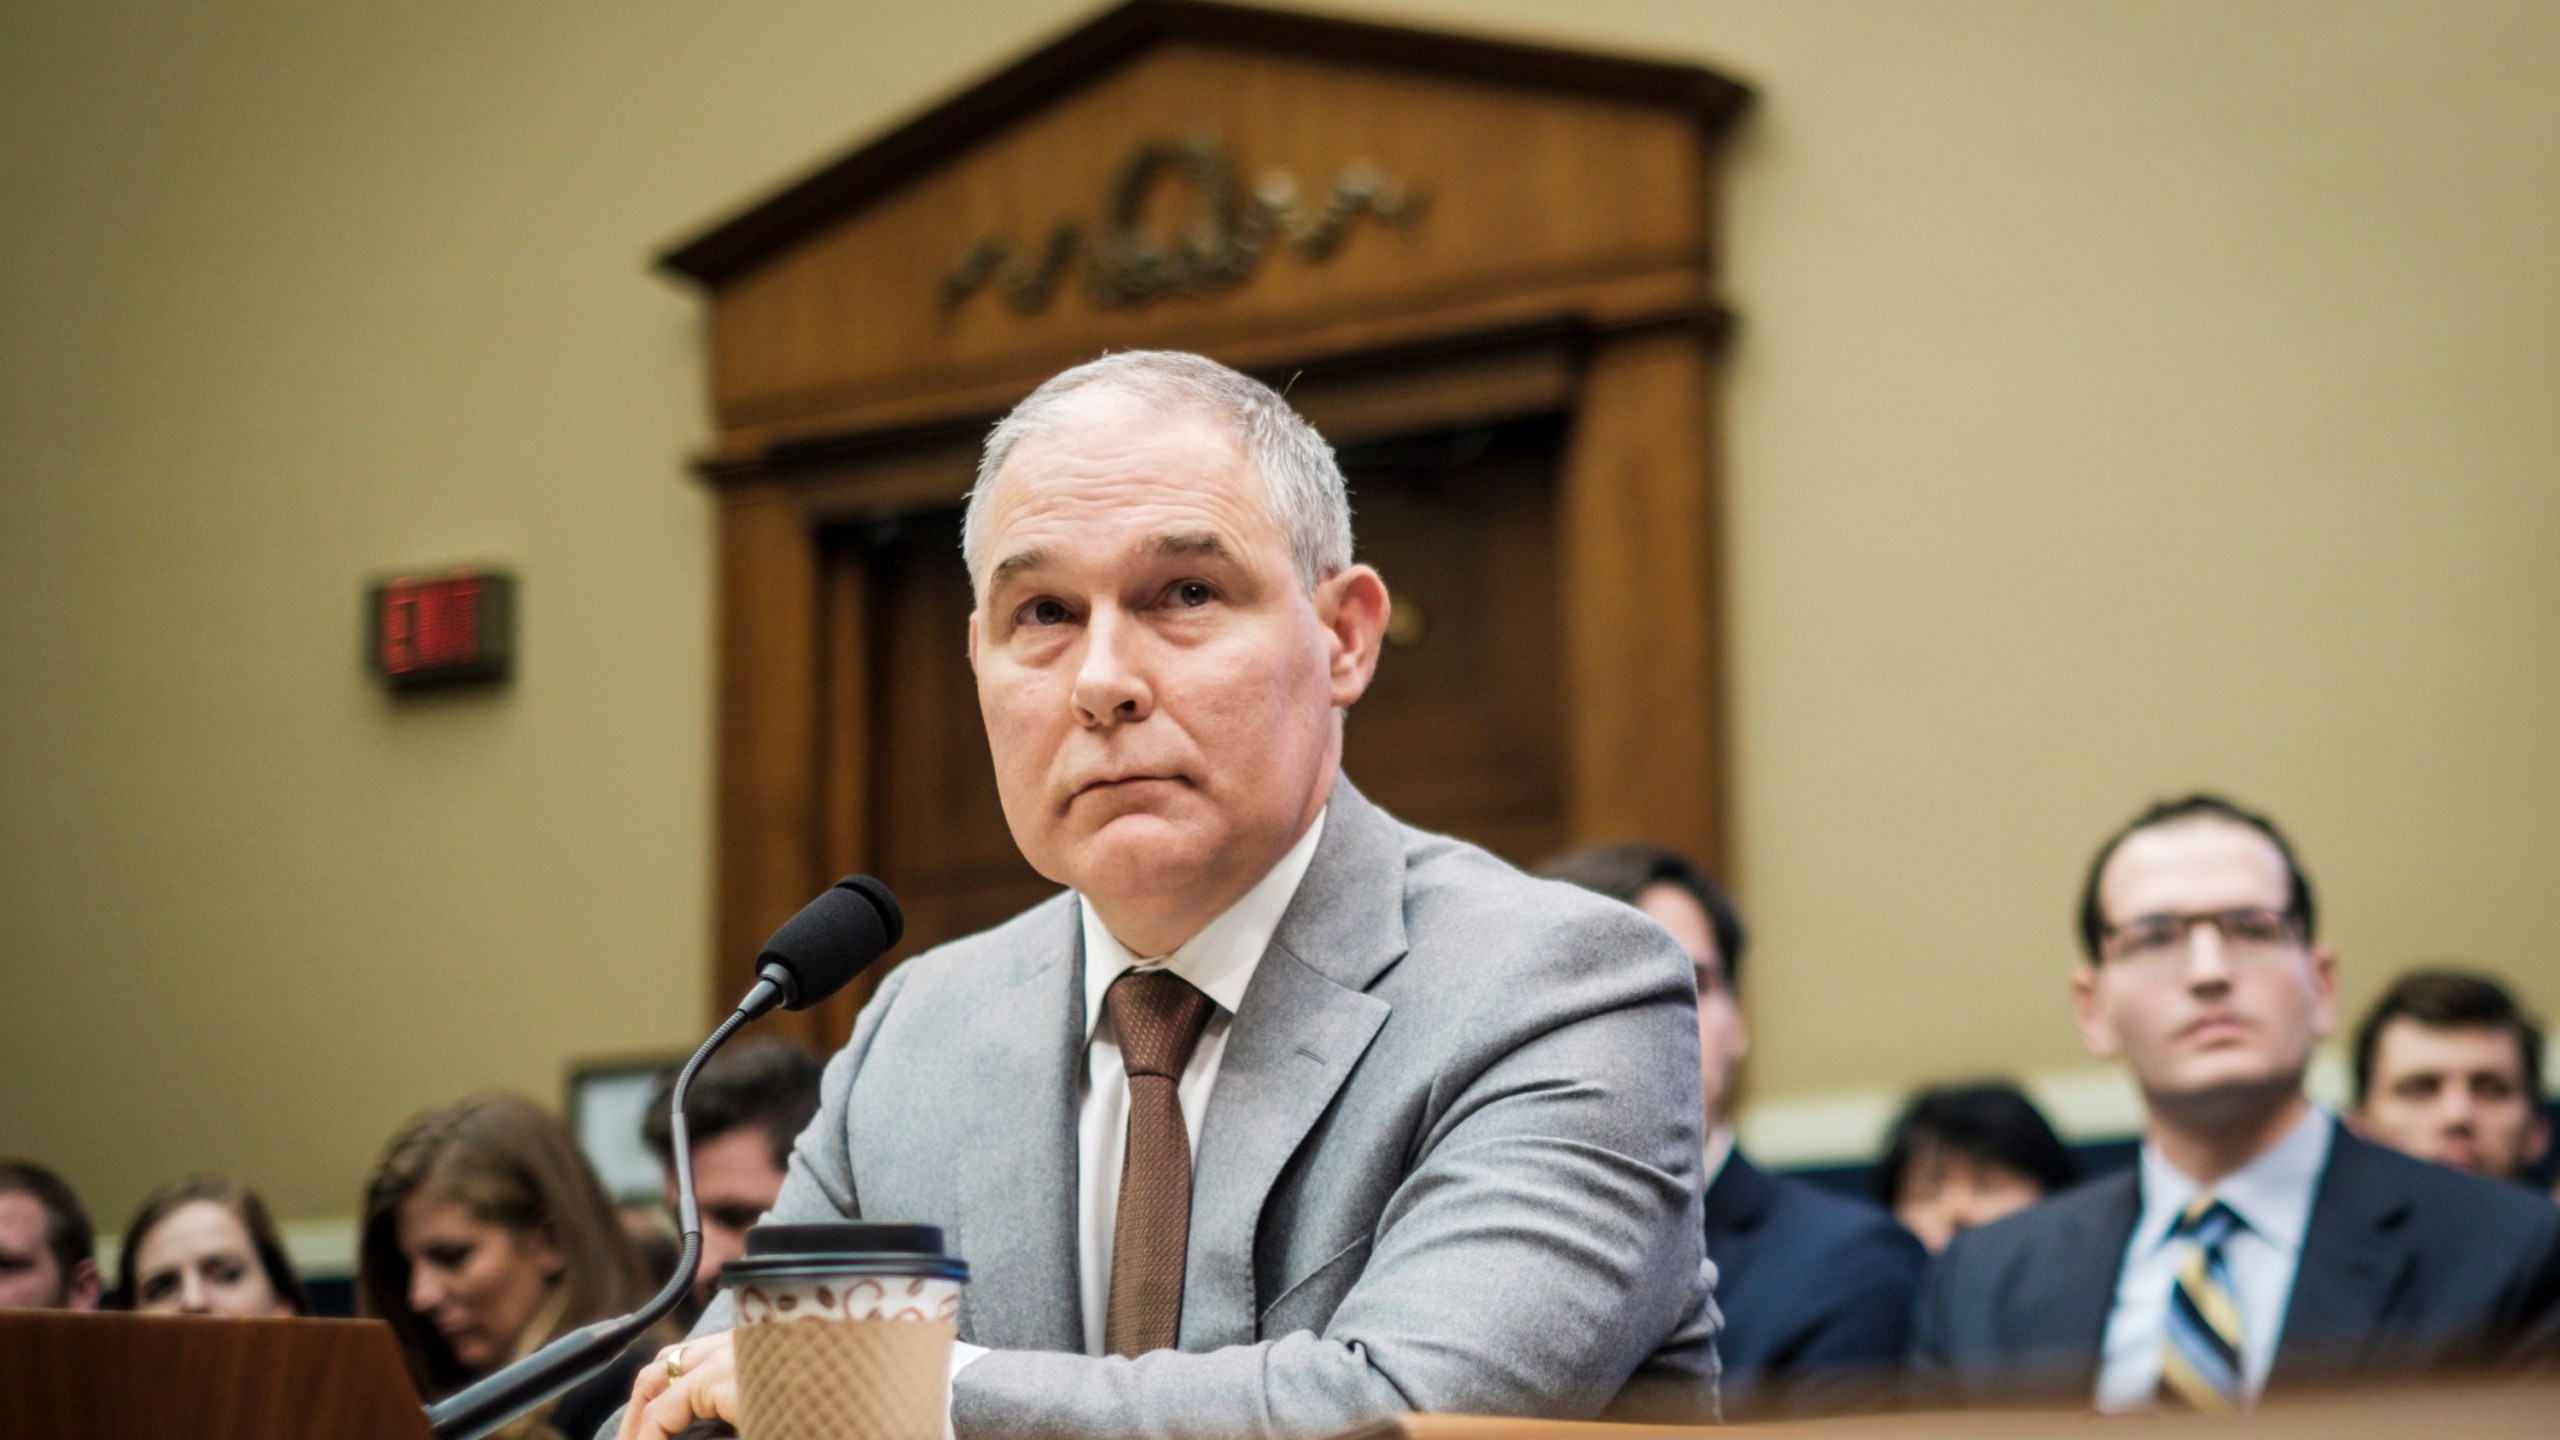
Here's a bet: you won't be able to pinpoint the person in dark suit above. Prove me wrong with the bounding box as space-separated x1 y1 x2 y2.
1911 795 2560 1412
1540 843 1927 1418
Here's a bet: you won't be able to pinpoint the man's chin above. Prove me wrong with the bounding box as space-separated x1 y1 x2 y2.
1062 814 1221 891
2146 1059 2305 1126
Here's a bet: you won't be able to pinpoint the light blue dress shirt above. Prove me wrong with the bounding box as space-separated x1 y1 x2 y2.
2094 1105 2334 1413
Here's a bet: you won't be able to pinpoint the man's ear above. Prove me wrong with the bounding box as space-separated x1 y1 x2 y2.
2306 942 2341 1039
2528 1112 2552 1169
1316 565 1390 707
967 610 983 675
2072 963 2120 1061
66 1257 103 1312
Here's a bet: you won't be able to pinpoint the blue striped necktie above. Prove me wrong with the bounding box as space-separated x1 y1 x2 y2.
2157 1194 2248 1411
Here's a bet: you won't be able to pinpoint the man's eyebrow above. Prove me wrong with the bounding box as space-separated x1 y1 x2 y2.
1151 531 1235 561
987 547 1050 590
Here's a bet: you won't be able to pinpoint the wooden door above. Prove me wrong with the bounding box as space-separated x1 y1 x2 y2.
1337 414 1568 865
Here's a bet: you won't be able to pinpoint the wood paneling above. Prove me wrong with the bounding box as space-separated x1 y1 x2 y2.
1559 325 1728 877
713 484 822 1032
852 510 1058 961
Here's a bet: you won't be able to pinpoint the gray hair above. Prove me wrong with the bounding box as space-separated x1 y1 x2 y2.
961 351 1353 597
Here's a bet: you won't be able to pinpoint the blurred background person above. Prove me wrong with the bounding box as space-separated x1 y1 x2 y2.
1875 1080 2081 1253
1539 842 1924 1418
0 1159 101 1311
359 1091 659 1440
113 1174 307 1316
2350 967 2550 1186
637 1036 820 1325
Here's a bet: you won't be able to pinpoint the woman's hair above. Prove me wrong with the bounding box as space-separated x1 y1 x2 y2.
113 1174 309 1314
1872 1079 2081 1207
357 1091 647 1397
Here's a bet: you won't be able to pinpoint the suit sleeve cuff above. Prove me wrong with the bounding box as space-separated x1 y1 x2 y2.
945 1341 990 1440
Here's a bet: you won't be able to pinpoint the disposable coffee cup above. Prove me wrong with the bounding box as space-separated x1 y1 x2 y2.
723 1223 969 1440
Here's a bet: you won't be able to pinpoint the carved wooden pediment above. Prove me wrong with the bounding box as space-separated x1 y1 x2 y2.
661 0 1749 466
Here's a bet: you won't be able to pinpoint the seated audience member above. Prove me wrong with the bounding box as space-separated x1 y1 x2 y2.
637 1037 821 1325
1875 1081 2079 1253
360 1092 660 1440
1912 795 2560 1412
114 1175 307 1316
0 1159 102 1311
620 351 1717 1440
2349 967 2550 1185
1540 842 1925 1419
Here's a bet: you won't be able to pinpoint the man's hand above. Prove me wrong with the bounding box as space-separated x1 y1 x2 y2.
618 1334 739 1440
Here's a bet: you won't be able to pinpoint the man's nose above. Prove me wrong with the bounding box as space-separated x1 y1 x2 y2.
2181 925 2234 987
2440 1086 2479 1128
1071 608 1152 727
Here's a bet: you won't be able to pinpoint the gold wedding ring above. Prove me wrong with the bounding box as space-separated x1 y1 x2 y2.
666 1347 687 1381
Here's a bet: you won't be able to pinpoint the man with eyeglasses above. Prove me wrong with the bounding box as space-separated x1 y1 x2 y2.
1911 795 2560 1411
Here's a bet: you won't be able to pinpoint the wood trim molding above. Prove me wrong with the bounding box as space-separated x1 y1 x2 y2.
658 0 1751 287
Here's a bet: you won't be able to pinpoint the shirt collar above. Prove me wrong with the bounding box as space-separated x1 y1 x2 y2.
1079 808 1328 1038
1702 1125 1737 1188
2133 1103 2333 1256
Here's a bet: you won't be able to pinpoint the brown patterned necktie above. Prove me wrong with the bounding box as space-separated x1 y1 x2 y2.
1102 967 1216 1357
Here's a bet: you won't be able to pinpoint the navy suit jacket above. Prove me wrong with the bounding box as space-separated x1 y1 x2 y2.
1706 1148 1928 1417
1909 1122 2560 1407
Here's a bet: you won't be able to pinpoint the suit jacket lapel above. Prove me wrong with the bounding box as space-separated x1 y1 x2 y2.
2033 1169 2141 1393
1180 779 1403 1349
2270 1128 2414 1389
955 896 1086 1352
1702 1150 1777 1291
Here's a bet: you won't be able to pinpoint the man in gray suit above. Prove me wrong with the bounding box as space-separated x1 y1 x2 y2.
1911 795 2560 1411
618 351 1721 1440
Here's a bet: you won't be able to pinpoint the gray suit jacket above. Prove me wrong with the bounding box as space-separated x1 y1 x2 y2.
666 779 1720 1440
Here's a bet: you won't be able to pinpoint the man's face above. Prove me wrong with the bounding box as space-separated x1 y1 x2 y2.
2353 1020 2550 1180
1634 882 1748 1131
2073 817 2337 1130
968 388 1385 954
0 1193 96 1311
667 1126 790 1302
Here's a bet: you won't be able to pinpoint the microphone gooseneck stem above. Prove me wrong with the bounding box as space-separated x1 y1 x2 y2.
425 1005 753 1440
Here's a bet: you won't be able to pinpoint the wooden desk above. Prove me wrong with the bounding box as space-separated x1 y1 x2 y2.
1345 1380 2560 1440
0 1309 435 1440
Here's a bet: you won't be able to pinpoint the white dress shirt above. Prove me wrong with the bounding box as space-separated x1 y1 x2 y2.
947 808 1328 1379
2093 1104 2334 1413
1701 1124 1736 1191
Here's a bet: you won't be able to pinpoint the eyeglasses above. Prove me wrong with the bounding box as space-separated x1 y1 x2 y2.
2099 907 2303 971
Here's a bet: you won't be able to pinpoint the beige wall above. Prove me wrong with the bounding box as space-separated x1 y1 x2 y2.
4 0 2556 1238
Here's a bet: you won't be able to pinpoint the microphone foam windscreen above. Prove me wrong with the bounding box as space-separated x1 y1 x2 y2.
757 875 905 1010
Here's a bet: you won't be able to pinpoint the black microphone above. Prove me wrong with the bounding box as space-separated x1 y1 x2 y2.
425 876 904 1440
739 874 903 1020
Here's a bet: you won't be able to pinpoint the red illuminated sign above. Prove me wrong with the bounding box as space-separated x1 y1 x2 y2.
369 570 514 687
